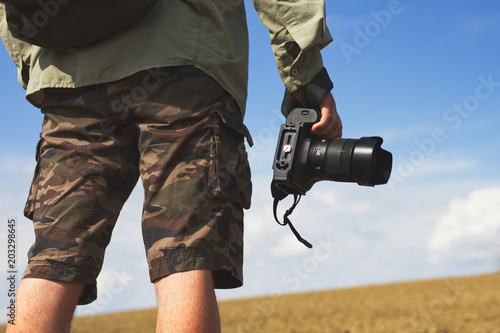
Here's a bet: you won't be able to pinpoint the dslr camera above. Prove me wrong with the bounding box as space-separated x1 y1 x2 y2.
271 107 393 198
270 68 392 248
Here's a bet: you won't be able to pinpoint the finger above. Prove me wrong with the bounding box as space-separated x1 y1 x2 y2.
312 113 342 138
311 102 342 138
311 110 331 132
312 123 341 139
319 94 342 138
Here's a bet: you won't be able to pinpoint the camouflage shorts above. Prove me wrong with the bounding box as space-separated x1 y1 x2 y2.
23 66 252 305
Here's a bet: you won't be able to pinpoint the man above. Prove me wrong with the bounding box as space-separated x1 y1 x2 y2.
1 0 341 332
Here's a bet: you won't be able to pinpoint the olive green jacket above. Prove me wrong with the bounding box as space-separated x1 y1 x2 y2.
0 0 332 115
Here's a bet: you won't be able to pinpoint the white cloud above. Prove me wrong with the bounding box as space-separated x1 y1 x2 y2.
308 188 375 215
269 235 311 258
0 153 36 175
428 186 500 265
413 155 476 177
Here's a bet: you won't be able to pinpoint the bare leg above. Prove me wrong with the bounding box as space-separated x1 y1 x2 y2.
155 270 221 333
6 278 84 333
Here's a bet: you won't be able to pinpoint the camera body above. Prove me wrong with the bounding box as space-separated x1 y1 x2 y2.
272 108 392 198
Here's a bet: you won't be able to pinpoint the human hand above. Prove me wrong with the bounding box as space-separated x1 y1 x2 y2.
311 92 342 139
292 89 343 139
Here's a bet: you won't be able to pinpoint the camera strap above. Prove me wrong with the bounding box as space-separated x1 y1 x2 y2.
281 67 334 118
271 67 333 249
272 195 313 248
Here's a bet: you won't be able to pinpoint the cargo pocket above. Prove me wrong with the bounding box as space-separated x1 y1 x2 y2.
24 138 43 220
207 109 252 209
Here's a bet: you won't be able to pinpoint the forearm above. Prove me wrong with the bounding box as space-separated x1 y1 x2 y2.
251 0 333 92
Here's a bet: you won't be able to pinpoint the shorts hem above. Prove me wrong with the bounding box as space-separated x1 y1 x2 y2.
22 259 99 305
148 249 242 289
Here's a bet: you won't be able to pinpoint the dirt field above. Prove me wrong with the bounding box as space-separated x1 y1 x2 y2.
2 273 499 332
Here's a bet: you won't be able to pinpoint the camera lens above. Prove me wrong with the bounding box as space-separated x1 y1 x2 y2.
307 137 392 186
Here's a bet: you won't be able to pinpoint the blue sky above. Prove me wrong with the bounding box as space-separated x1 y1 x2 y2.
2 0 500 322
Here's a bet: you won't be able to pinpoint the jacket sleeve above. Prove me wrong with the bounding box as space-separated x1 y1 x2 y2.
251 0 333 93
0 4 35 89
